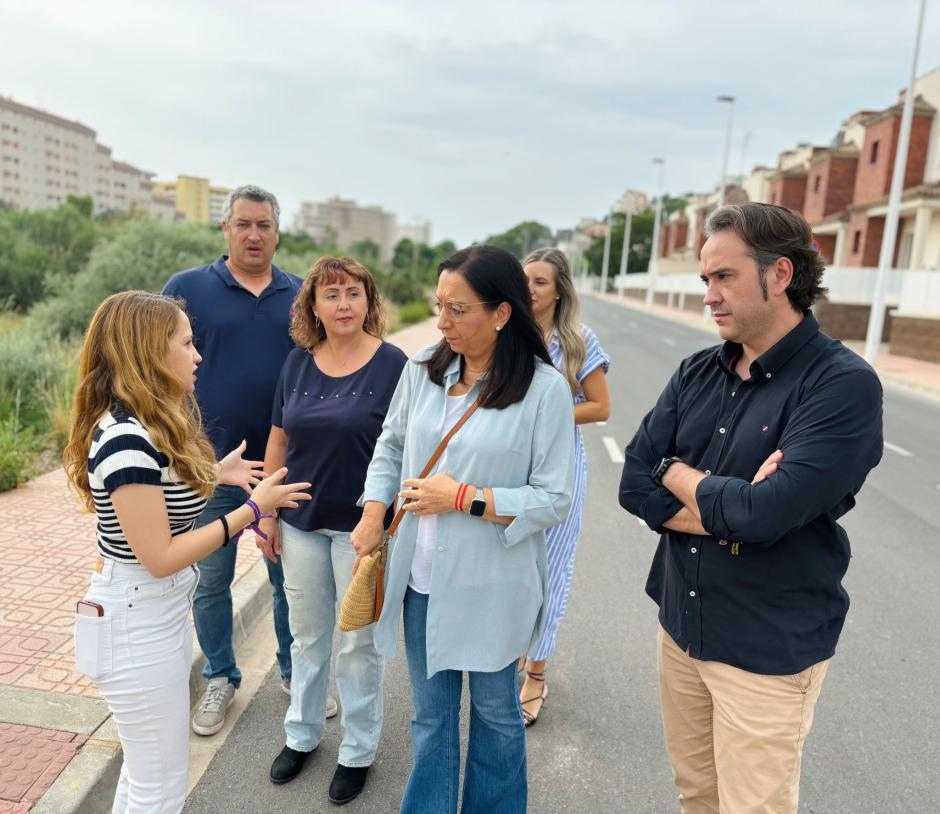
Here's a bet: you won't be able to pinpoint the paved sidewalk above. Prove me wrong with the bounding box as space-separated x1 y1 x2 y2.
592 290 940 400
0 318 441 813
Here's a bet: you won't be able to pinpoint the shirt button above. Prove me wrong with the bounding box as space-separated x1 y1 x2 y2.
691 547 698 554
705 469 711 475
719 428 726 434
731 391 736 397
719 539 728 545
765 373 772 379
689 590 696 597
437 546 445 552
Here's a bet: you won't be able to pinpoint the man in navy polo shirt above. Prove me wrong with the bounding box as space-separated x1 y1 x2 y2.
163 185 322 736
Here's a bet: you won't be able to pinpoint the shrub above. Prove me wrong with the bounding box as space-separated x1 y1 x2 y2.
398 301 433 325
31 219 223 339
0 413 39 491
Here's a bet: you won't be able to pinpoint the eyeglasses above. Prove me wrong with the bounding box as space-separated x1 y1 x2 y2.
433 300 491 321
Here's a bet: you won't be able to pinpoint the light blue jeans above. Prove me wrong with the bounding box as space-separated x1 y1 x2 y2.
193 484 293 687
280 522 384 766
401 587 527 814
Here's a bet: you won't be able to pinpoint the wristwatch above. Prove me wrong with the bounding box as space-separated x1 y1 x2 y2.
651 456 682 485
469 488 486 517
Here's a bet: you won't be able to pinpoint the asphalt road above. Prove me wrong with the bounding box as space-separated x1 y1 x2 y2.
185 297 937 813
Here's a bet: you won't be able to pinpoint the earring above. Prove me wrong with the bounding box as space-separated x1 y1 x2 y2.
496 325 502 332
315 315 320 330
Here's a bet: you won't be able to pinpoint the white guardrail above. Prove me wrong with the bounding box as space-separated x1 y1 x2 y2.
578 266 940 317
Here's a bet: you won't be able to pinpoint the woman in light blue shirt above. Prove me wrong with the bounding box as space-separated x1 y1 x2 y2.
352 245 575 814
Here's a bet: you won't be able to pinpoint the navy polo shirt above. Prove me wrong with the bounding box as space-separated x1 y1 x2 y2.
162 256 302 461
272 342 407 532
619 314 883 675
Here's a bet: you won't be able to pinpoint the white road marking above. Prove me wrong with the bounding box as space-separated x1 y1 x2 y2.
884 441 913 458
662 337 677 346
603 437 625 464
596 421 607 426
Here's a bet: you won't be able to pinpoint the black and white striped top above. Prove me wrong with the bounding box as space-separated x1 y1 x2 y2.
88 408 208 562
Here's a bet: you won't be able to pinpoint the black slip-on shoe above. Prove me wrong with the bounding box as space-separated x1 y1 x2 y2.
270 745 313 784
328 764 370 805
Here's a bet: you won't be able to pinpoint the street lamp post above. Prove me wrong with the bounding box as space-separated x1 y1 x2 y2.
647 158 665 305
864 0 927 363
717 95 735 208
618 205 633 297
600 204 614 295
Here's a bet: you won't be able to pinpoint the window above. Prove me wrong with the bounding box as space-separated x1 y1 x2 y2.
852 230 862 254
870 140 880 164
814 174 822 193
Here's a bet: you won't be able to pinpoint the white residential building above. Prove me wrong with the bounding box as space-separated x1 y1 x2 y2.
0 94 169 217
293 196 398 264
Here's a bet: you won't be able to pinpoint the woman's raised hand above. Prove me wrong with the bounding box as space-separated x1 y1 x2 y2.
250 467 311 515
218 440 266 494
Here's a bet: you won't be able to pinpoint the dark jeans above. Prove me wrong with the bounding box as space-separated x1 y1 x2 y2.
193 484 292 686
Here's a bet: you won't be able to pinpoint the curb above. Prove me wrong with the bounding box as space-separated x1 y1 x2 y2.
33 556 275 814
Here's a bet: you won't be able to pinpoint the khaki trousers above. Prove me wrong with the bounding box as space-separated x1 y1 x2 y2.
657 627 830 814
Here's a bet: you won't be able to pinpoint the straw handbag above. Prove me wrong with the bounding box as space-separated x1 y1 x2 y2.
338 397 481 631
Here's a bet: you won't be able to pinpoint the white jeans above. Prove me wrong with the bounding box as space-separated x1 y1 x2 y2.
74 559 197 813
280 523 384 766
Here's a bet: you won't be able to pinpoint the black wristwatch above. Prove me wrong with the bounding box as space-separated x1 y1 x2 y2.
469 488 486 517
651 456 682 485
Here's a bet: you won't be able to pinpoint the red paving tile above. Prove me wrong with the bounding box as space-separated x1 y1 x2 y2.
0 723 87 804
0 468 263 700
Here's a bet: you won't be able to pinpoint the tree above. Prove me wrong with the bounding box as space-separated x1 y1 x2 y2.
483 221 553 259
31 219 223 338
584 211 656 289
0 199 100 311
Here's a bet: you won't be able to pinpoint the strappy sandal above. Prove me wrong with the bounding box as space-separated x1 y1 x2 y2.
520 670 548 728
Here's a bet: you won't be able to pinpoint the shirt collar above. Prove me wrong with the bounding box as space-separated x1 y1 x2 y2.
442 354 490 390
716 312 819 381
211 255 289 291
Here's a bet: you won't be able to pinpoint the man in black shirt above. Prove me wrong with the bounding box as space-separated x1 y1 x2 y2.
620 203 883 813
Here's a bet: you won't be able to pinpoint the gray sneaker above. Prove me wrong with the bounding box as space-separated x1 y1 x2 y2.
192 677 236 736
280 679 339 719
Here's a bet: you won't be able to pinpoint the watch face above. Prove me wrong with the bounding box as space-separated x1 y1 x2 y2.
470 498 486 517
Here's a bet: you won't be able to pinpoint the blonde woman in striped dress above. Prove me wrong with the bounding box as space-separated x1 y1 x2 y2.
520 249 611 727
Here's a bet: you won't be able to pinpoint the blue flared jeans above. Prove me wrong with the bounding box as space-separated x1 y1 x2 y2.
401 587 527 814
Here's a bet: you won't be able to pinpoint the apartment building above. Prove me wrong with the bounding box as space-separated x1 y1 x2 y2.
153 175 231 225
396 219 432 246
0 95 166 217
293 196 398 264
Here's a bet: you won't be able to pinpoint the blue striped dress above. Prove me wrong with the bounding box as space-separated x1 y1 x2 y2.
530 324 610 661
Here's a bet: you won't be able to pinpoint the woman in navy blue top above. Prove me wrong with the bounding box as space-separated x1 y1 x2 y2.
260 257 407 805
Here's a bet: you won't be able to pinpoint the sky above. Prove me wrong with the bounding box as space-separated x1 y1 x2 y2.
2 0 939 246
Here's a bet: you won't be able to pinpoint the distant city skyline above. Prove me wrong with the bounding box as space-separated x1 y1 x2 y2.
2 0 939 245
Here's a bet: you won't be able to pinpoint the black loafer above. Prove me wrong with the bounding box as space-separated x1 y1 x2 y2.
328 764 370 805
270 745 313 784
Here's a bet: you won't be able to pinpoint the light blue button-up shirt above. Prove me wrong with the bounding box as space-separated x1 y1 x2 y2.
361 347 576 677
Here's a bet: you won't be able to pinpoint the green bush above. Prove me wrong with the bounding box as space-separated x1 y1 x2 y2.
398 301 433 326
0 323 76 430
31 219 223 339
0 414 39 491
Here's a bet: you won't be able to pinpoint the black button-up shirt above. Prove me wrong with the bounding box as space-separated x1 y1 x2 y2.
619 314 883 675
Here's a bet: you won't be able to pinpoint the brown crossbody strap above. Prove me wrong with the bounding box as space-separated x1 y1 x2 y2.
384 396 481 538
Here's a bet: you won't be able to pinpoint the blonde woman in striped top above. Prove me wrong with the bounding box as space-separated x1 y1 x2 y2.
64 291 310 813
520 249 611 727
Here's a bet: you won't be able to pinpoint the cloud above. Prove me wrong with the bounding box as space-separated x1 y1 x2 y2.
2 0 938 244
